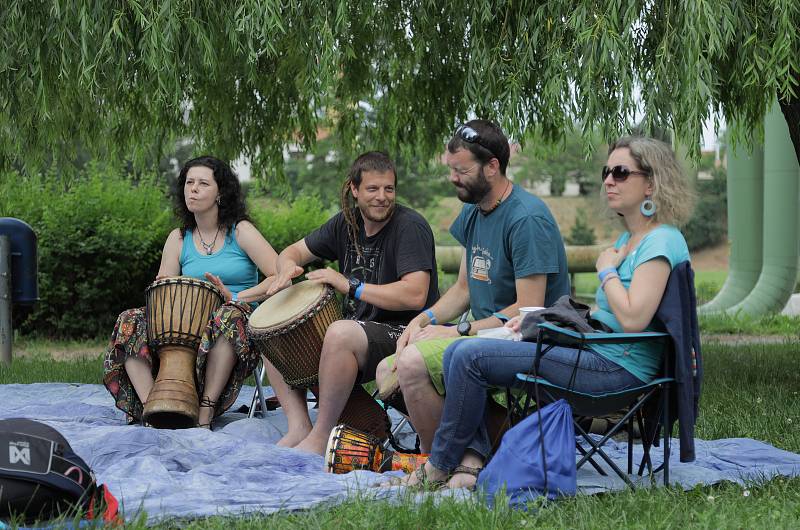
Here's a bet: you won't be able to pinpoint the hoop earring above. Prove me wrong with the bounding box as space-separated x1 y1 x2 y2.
215 196 221 206
640 196 656 217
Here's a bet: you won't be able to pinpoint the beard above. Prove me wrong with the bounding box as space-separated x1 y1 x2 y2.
454 167 492 204
360 201 396 223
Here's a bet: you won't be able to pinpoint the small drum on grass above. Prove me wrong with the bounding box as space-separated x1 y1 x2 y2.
248 280 391 439
143 276 223 429
325 424 428 474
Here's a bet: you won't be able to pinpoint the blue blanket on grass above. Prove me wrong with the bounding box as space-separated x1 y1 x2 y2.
1 383 799 521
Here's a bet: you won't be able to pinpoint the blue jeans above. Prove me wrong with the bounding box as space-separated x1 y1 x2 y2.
428 338 644 472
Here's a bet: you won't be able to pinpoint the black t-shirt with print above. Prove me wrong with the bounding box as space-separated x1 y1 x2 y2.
304 204 439 325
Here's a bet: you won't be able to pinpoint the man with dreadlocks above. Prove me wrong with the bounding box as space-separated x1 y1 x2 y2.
261 151 439 454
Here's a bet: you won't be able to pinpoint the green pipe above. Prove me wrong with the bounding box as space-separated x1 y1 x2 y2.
699 140 764 313
727 102 800 315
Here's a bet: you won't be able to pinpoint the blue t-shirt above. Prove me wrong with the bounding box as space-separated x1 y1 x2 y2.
449 185 571 319
591 224 690 382
180 224 259 297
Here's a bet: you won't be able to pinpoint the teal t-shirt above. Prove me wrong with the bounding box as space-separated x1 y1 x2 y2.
180 224 259 297
591 224 690 382
449 185 571 319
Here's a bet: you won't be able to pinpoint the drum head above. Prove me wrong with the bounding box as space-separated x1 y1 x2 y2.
147 276 222 297
324 424 345 472
249 280 329 330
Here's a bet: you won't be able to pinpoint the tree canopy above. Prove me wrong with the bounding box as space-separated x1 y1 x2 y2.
2 1 799 177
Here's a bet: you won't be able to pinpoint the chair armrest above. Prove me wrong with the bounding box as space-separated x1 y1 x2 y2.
537 321 669 346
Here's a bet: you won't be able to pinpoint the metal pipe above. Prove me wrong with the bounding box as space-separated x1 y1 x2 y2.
728 102 800 314
0 235 11 366
700 140 764 313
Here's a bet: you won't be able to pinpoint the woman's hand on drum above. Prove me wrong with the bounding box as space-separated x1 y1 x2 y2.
305 267 349 294
265 266 305 297
204 272 234 302
596 242 629 272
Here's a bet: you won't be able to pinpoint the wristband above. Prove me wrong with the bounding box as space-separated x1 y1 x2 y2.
597 267 618 282
492 312 510 324
354 283 365 300
600 272 620 290
231 292 239 302
423 308 438 326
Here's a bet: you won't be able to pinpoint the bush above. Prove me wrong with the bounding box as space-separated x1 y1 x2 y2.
0 167 172 338
566 208 596 245
683 169 727 251
249 195 332 253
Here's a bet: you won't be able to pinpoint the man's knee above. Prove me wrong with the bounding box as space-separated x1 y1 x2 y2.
322 320 362 351
395 346 429 386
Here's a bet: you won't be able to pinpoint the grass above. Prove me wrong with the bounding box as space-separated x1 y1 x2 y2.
2 342 799 528
572 270 728 302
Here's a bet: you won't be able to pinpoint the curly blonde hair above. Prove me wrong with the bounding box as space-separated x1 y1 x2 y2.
608 136 696 226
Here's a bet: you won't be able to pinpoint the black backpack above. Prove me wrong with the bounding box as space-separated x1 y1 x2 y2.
0 418 97 524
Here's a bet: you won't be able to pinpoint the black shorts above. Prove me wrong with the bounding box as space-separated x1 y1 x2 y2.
355 320 405 383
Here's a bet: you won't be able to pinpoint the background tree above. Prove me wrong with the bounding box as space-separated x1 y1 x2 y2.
2 1 799 175
514 128 606 196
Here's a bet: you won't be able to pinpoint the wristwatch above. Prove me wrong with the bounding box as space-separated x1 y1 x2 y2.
348 276 362 298
457 320 472 336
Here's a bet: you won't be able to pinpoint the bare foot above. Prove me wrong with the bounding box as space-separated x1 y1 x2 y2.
294 433 328 455
276 425 312 447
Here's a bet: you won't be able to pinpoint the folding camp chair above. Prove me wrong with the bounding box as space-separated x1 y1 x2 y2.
508 322 674 489
507 261 704 489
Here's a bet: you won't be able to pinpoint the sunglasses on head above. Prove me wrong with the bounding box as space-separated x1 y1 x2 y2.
455 124 499 160
601 165 650 182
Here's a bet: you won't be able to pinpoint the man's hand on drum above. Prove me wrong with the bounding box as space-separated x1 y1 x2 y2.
204 272 234 301
305 267 349 294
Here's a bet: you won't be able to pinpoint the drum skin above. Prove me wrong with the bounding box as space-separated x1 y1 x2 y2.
143 277 223 429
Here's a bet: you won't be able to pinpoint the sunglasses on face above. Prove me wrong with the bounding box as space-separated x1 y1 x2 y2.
455 124 499 160
601 165 650 182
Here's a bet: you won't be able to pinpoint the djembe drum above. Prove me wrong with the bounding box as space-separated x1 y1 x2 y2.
143 277 223 429
248 280 390 439
324 424 428 474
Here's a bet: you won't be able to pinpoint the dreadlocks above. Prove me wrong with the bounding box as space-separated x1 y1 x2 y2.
340 151 397 258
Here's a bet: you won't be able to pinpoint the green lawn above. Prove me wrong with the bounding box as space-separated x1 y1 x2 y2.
1 341 799 528
573 270 728 303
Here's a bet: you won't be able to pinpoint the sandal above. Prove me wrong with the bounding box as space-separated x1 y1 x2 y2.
407 464 449 491
449 465 482 490
198 396 217 429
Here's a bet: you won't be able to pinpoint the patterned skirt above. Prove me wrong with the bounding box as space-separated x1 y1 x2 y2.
102 302 257 421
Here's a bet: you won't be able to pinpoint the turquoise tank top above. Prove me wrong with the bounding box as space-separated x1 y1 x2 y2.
180 224 258 296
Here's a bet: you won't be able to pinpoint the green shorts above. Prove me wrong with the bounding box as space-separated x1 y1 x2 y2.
384 335 512 407
383 337 470 396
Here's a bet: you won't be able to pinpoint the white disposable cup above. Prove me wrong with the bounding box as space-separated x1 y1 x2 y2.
518 306 545 319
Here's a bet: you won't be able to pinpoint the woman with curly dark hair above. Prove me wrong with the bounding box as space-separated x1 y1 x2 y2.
103 156 279 428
